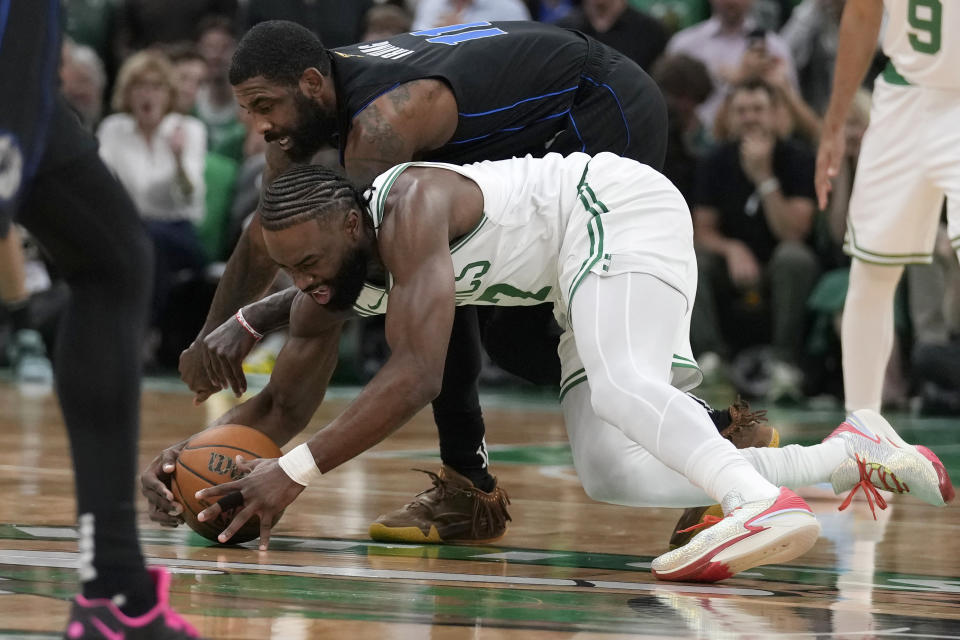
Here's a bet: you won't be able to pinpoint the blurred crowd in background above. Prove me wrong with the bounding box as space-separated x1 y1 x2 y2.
3 0 959 414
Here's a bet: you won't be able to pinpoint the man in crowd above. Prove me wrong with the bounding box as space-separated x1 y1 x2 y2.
691 79 819 400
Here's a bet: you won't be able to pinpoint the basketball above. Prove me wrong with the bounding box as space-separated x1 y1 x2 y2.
172 424 283 544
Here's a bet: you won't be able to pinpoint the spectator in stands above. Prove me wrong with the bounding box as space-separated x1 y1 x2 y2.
752 0 797 30
61 40 107 132
194 16 245 162
690 79 818 401
667 0 798 133
651 54 714 204
557 0 668 69
97 51 207 346
781 0 844 114
63 0 120 82
0 227 54 386
168 45 206 115
909 225 960 414
629 0 710 34
712 31 821 144
412 0 531 31
116 0 237 60
362 4 413 42
242 0 374 49
525 0 576 23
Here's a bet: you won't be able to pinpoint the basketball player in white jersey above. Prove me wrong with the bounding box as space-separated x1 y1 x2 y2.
816 0 960 414
188 155 953 582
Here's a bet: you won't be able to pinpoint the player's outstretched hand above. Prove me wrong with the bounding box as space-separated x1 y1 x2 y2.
140 441 189 527
196 456 303 551
815 125 846 210
179 338 221 404
201 314 260 399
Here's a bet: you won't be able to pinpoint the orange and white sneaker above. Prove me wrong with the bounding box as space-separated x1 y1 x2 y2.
824 409 955 516
651 487 821 583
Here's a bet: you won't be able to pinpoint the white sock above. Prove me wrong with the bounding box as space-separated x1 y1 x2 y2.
739 439 849 488
842 260 903 413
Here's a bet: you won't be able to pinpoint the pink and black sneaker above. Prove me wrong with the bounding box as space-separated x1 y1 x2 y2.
64 567 202 639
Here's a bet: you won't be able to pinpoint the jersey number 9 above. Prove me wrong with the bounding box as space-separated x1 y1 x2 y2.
908 0 942 55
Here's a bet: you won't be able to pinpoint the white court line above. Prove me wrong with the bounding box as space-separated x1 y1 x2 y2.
0 549 773 597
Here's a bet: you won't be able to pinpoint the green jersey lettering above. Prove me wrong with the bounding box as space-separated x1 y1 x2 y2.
908 0 942 54
454 261 491 297
476 284 553 304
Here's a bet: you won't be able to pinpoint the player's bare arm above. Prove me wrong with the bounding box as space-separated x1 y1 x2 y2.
344 79 459 183
196 169 482 546
143 289 346 526
197 285 299 403
179 143 302 398
816 0 884 208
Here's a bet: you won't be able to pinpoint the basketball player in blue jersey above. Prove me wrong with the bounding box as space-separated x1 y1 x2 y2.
157 19 769 547
189 159 953 581
0 2 200 638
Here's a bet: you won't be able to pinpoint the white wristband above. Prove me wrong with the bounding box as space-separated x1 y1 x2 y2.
235 309 263 341
278 443 322 486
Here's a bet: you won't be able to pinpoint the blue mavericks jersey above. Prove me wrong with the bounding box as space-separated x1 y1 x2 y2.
330 21 598 164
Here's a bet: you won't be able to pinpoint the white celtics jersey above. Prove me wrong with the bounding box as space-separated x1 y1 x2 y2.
883 0 960 89
352 153 590 318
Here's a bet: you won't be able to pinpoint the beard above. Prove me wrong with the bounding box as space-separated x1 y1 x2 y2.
323 245 370 312
265 91 337 161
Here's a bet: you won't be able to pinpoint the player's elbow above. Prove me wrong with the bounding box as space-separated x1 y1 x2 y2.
400 362 444 406
413 370 445 405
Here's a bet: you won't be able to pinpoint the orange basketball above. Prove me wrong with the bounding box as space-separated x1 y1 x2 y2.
172 424 283 544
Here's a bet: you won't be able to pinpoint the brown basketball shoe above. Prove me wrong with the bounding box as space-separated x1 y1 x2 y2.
369 465 511 544
668 398 780 550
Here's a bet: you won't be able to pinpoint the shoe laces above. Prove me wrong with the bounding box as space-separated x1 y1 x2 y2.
412 469 452 501
838 454 890 520
675 514 724 535
411 469 511 537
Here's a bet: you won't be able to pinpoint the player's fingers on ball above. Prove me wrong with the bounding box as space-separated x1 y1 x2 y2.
197 502 222 523
149 505 181 527
235 455 263 474
218 507 255 544
197 477 241 502
142 474 174 505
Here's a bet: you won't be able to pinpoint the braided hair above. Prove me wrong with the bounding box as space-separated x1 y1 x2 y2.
260 165 370 231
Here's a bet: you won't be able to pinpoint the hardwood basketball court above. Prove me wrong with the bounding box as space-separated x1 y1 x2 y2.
1 377 958 638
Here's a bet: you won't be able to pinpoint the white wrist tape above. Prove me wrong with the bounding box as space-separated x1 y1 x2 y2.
278 443 322 486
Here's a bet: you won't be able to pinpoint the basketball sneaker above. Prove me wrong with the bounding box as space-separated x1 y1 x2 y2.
669 399 779 550
63 567 202 639
652 487 821 582
824 409 955 515
369 466 510 544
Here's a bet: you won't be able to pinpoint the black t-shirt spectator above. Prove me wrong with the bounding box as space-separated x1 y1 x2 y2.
557 7 668 69
694 139 815 264
242 0 374 49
